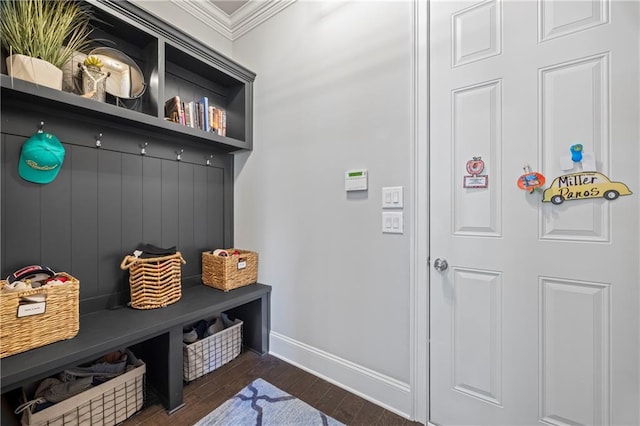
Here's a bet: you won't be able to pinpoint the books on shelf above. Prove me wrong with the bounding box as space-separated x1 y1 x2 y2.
164 95 227 136
220 108 226 137
186 101 195 128
199 97 209 132
208 106 227 137
164 96 183 125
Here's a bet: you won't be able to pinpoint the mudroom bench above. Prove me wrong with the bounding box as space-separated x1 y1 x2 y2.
0 278 271 420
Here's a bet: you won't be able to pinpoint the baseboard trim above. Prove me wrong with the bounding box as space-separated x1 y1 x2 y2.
269 331 412 419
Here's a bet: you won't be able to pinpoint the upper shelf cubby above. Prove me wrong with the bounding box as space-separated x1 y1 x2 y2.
164 44 248 144
0 0 255 152
87 3 158 117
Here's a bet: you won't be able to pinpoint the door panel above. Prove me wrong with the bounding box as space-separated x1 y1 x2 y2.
540 53 610 241
452 80 502 237
540 277 611 425
452 268 503 406
429 0 639 424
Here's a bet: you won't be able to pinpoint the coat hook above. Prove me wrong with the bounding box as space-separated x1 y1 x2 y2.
176 149 184 161
96 133 103 148
206 155 213 166
37 121 45 133
140 142 148 155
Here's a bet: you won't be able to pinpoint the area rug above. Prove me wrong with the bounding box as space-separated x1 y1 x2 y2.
194 378 344 426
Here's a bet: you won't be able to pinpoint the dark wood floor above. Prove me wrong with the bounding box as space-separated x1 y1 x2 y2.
122 350 421 426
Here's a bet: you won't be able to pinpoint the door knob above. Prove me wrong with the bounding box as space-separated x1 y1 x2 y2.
433 258 448 272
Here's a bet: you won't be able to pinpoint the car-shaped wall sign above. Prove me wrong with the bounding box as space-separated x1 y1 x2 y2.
542 171 632 204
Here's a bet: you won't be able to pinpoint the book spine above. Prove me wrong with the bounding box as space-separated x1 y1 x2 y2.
200 97 209 132
164 96 181 123
186 101 194 128
214 107 219 133
221 109 227 137
198 102 204 130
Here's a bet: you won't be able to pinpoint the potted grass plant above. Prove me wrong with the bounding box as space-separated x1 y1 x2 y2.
0 0 93 90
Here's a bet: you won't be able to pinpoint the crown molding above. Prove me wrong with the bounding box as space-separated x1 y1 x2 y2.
170 0 233 40
170 0 296 41
231 0 296 39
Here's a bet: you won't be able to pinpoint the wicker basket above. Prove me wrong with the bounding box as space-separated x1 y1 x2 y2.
21 349 145 426
0 273 79 359
201 249 258 291
183 319 243 382
120 252 186 309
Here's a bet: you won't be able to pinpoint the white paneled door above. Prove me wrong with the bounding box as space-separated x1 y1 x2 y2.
429 1 639 425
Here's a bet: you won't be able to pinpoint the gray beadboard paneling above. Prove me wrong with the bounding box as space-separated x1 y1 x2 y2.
142 156 162 247
208 166 225 249
161 160 179 248
122 155 144 254
2 111 234 313
97 150 123 299
70 146 99 300
223 161 233 246
41 146 72 274
0 134 3 275
120 154 144 308
178 163 196 277
3 135 42 271
194 166 209 263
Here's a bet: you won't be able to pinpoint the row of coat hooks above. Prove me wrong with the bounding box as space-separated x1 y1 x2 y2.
37 121 216 165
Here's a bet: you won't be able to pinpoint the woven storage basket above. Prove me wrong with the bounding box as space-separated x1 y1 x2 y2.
201 249 258 291
0 272 79 359
21 349 145 426
120 252 186 309
183 319 243 382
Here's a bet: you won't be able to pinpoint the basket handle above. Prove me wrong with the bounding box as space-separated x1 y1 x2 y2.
120 253 187 270
120 255 138 270
170 252 187 265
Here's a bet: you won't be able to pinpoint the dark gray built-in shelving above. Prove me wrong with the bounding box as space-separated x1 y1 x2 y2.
0 3 266 421
1 0 257 311
1 0 256 153
0 0 271 425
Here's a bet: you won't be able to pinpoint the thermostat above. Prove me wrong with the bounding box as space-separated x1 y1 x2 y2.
345 169 368 191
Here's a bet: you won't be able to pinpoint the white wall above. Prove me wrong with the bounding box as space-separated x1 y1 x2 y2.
232 1 415 415
131 0 418 416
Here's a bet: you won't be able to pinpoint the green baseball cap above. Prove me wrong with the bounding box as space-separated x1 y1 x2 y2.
19 132 65 184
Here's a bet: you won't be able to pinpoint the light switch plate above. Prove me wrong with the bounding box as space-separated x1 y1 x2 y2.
382 211 403 234
382 186 403 208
